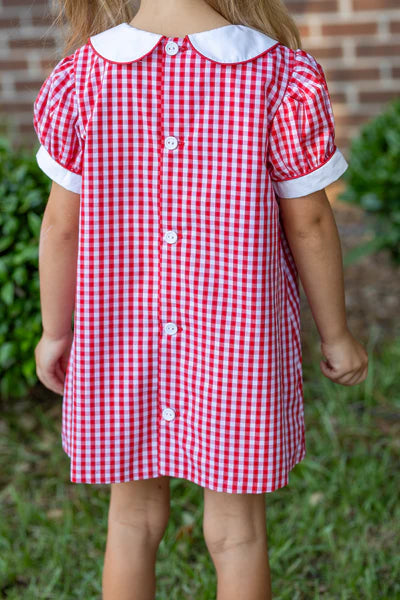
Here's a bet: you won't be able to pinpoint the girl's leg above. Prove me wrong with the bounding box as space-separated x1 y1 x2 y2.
102 476 170 600
202 488 272 600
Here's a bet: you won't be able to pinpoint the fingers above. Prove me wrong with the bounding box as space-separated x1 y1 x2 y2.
335 365 365 386
55 360 66 384
34 332 72 396
320 360 368 385
36 362 65 396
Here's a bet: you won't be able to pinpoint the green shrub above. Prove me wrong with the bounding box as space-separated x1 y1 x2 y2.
339 98 400 265
0 136 50 399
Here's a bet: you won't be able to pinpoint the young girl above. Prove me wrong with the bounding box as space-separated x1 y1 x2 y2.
33 0 369 598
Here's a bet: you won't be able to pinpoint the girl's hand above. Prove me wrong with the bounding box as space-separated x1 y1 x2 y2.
34 330 73 395
320 329 369 385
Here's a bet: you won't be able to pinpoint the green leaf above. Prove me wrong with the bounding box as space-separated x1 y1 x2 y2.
0 342 16 368
1 281 14 305
0 258 8 277
338 98 400 265
14 245 38 265
2 215 19 236
21 357 36 379
0 236 14 252
12 266 27 286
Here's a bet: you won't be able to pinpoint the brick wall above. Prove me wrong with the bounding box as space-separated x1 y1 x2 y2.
288 0 400 149
0 0 399 153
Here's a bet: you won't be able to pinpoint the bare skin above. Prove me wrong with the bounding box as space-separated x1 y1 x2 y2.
126 0 233 37
101 477 171 600
35 2 368 599
277 189 369 386
34 181 79 395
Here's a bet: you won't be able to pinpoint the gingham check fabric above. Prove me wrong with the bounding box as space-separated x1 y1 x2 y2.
33 23 347 493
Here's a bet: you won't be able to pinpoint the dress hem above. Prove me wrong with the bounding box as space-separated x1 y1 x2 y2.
61 435 306 493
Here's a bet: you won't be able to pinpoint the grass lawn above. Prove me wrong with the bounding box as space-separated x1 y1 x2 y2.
1 328 399 599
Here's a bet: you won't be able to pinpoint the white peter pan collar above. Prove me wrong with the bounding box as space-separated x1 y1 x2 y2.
89 22 279 64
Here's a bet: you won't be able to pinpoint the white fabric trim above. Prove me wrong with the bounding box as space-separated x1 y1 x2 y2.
188 25 278 64
272 148 348 198
89 23 278 64
90 24 163 63
36 145 82 194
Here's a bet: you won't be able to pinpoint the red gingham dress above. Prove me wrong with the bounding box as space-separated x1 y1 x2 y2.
33 22 348 493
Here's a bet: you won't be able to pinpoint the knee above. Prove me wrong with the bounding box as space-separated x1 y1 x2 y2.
108 480 170 545
109 500 170 544
202 489 267 557
202 510 263 556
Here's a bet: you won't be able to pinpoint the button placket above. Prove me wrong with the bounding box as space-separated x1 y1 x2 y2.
164 135 178 150
165 41 179 55
162 407 176 421
158 37 185 440
164 321 178 335
164 230 178 244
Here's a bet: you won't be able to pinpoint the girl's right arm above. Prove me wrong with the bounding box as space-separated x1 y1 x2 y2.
34 181 80 395
278 187 369 386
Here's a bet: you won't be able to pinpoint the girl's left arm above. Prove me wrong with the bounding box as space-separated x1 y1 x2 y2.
35 181 80 394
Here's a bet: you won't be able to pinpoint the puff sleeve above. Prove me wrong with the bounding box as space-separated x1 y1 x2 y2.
267 49 348 199
33 54 83 194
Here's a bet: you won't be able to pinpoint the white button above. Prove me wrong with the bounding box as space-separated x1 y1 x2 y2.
165 41 179 55
165 136 178 150
164 230 178 244
162 407 176 421
164 322 178 335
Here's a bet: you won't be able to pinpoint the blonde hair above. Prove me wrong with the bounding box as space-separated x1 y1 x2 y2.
52 0 301 58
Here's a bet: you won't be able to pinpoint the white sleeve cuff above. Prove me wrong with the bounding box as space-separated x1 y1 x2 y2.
36 144 82 194
272 148 348 199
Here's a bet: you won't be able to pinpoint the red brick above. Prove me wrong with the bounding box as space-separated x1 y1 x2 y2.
393 67 400 79
325 67 380 81
353 0 399 8
3 0 47 4
15 80 46 92
359 90 400 103
0 59 28 70
31 14 56 26
330 91 347 103
335 136 351 149
356 44 400 57
298 24 311 38
39 58 62 74
334 114 375 127
322 22 377 36
389 21 400 34
0 17 20 27
0 102 35 112
286 0 338 13
303 46 343 59
9 37 56 49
